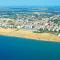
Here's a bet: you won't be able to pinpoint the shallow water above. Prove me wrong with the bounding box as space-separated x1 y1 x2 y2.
0 35 60 60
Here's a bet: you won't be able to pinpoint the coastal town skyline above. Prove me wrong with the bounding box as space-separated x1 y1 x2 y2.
0 1 60 42
0 6 60 39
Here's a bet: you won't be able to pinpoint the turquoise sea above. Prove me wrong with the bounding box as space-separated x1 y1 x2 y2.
0 35 60 60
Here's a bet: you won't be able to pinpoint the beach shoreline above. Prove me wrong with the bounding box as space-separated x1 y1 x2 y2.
0 28 60 42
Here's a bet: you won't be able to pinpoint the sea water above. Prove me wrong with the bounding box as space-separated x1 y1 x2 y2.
0 35 60 60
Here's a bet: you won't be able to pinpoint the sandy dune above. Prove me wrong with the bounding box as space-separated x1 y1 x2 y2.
0 28 60 42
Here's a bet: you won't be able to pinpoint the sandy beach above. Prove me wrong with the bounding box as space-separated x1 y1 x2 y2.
0 28 60 42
